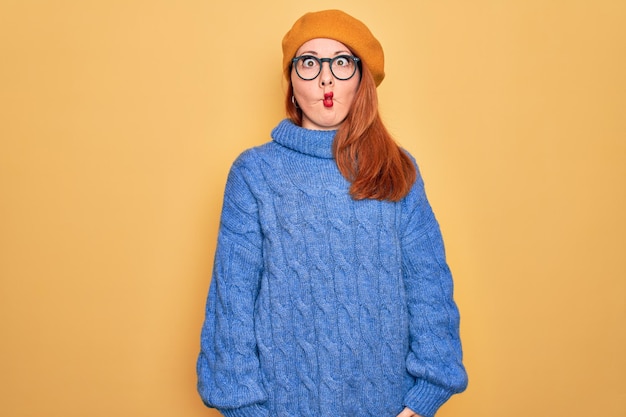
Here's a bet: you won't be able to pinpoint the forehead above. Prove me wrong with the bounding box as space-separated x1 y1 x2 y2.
295 38 353 55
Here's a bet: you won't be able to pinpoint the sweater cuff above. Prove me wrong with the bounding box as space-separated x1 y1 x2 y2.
403 379 453 417
220 404 269 417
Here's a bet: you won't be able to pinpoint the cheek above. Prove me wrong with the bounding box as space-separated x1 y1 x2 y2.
344 81 360 104
291 80 309 102
291 72 311 97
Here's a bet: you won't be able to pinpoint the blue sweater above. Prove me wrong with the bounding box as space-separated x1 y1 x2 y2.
197 119 467 417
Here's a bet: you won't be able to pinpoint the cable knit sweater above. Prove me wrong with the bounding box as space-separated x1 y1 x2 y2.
197 119 468 417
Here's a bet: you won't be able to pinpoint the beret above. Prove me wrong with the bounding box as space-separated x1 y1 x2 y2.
282 10 385 86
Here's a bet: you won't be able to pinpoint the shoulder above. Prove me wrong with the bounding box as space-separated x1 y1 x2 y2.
223 140 287 202
398 151 439 238
227 141 278 182
399 149 426 203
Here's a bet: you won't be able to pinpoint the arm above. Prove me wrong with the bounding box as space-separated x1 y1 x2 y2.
196 157 269 417
400 171 468 417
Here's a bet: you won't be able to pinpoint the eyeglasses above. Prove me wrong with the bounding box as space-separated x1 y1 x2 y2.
291 55 361 81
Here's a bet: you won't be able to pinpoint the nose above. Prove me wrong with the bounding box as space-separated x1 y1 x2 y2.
319 61 334 86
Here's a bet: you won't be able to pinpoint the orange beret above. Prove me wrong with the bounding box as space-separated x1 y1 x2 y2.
282 10 385 86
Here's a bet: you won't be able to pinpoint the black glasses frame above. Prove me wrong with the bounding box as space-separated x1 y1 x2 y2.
291 55 361 81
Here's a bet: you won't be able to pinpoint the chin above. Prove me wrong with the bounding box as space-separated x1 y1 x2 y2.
309 115 347 130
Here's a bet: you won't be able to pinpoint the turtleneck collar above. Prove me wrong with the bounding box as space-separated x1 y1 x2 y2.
271 119 337 159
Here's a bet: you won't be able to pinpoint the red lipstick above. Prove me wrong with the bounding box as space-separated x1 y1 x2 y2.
323 92 334 107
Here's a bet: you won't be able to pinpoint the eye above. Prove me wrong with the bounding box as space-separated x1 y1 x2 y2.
334 56 351 67
300 56 318 68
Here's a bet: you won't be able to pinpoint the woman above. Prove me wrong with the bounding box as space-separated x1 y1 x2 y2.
197 9 468 417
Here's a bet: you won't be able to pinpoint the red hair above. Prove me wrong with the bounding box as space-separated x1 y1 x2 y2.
286 63 416 202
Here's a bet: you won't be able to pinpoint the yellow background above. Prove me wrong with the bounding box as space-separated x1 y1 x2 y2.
1 1 624 416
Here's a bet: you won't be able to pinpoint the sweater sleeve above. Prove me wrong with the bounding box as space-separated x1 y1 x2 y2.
197 156 269 417
399 169 468 417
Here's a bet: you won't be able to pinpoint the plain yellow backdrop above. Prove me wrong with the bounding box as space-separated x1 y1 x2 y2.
1 1 624 416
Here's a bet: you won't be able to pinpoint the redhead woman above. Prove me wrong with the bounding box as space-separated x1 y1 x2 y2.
197 10 468 417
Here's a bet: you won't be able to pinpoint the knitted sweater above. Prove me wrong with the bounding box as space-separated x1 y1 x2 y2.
197 119 468 417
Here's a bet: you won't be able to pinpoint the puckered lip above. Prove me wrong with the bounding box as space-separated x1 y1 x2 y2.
323 91 334 107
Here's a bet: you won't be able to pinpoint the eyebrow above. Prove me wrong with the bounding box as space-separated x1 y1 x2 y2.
298 50 352 56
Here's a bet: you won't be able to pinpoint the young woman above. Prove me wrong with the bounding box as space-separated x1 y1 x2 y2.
197 10 468 417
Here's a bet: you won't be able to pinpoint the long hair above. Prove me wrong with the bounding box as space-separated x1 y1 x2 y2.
285 63 416 202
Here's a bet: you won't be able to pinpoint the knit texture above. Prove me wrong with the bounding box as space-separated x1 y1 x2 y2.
197 119 467 417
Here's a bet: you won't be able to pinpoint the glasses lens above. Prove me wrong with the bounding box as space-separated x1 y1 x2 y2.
293 55 358 80
331 56 357 80
295 56 320 80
